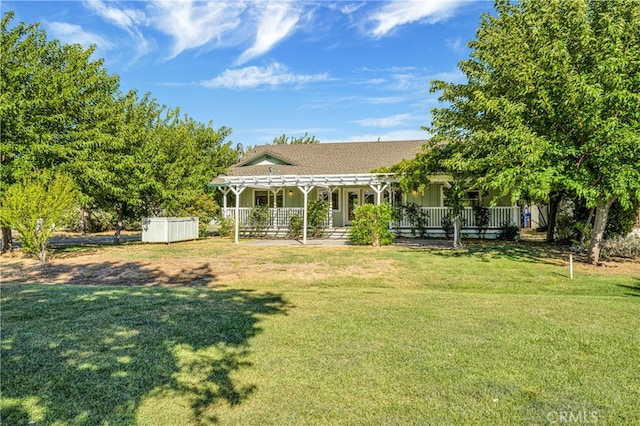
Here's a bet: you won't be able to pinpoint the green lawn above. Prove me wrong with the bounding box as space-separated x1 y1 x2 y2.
1 238 639 425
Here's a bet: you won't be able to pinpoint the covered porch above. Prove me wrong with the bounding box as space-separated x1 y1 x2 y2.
213 173 520 243
221 205 520 239
213 173 396 244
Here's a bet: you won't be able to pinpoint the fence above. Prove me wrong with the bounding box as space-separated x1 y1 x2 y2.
142 217 199 243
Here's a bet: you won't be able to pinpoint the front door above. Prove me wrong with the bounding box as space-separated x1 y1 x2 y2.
346 190 360 225
345 189 376 225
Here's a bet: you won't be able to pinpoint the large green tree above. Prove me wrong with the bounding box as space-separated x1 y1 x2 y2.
0 11 121 247
421 0 640 264
1 11 237 245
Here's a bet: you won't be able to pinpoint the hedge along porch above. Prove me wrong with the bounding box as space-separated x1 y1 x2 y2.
209 140 519 244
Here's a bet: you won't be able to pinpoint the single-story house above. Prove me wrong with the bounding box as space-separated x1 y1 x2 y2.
210 140 519 243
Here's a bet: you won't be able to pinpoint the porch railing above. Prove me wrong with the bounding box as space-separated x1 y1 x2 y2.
393 206 519 228
222 207 330 227
222 206 519 229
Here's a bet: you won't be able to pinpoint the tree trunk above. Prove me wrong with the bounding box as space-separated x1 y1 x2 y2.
1 227 13 253
81 206 88 234
587 197 616 265
114 208 123 244
453 215 463 248
546 191 563 243
39 238 47 264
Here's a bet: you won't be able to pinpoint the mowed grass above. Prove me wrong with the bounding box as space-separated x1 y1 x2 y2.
1 238 639 425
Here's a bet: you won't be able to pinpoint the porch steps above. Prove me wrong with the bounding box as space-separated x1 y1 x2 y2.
323 227 349 239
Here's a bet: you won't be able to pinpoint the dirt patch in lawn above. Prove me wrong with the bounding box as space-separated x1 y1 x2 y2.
0 246 398 287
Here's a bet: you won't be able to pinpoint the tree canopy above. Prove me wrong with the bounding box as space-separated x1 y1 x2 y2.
407 0 640 263
272 132 319 145
0 11 236 247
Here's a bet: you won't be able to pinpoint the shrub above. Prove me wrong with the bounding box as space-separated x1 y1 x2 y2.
307 200 329 237
175 192 220 237
247 205 270 237
605 199 640 238
554 211 576 244
497 221 520 241
472 202 491 239
348 203 394 247
288 214 303 239
218 216 234 238
601 235 640 259
441 213 454 239
0 172 78 263
403 202 429 238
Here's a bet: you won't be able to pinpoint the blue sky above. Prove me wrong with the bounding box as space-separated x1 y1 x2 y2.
5 1 495 146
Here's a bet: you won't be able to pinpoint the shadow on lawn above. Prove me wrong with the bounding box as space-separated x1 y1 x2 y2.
1 259 216 286
404 240 568 265
617 278 640 297
1 282 289 424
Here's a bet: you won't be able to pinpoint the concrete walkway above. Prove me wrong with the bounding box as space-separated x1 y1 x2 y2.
244 237 454 248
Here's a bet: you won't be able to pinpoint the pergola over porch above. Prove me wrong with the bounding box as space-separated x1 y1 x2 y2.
211 173 406 244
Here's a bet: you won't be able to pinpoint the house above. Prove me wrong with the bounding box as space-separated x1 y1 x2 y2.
210 140 519 243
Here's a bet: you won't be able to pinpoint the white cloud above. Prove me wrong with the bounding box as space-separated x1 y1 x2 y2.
83 1 150 59
365 96 405 105
237 2 302 65
149 0 247 59
366 0 469 38
327 128 430 143
446 36 464 53
351 113 417 128
85 0 147 29
201 63 329 89
47 21 113 49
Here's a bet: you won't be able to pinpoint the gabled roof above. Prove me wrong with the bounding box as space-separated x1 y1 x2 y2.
217 140 426 180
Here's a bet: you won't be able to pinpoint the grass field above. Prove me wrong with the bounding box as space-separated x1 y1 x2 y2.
1 237 639 425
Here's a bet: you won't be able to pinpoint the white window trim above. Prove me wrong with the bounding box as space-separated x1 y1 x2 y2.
253 189 285 208
317 188 341 212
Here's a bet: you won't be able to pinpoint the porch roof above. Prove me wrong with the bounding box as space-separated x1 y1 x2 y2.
210 173 396 189
210 172 453 189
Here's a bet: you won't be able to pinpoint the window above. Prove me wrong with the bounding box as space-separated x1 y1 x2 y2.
318 189 339 210
254 190 284 207
442 188 481 207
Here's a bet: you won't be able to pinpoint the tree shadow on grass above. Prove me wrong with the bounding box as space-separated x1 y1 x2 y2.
1 279 290 425
616 278 640 297
1 259 216 286
401 240 569 265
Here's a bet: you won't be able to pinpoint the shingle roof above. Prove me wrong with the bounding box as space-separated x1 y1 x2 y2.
218 140 426 179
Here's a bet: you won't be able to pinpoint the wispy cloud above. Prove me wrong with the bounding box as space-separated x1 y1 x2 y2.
149 1 247 59
445 36 464 53
201 63 329 89
328 128 429 143
365 0 469 38
47 21 113 50
85 0 146 29
351 113 417 128
84 0 150 59
237 2 302 65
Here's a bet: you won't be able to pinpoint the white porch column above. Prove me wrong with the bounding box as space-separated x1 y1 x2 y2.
369 182 389 205
229 184 247 244
218 187 230 216
299 184 314 245
270 187 282 208
327 186 337 228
